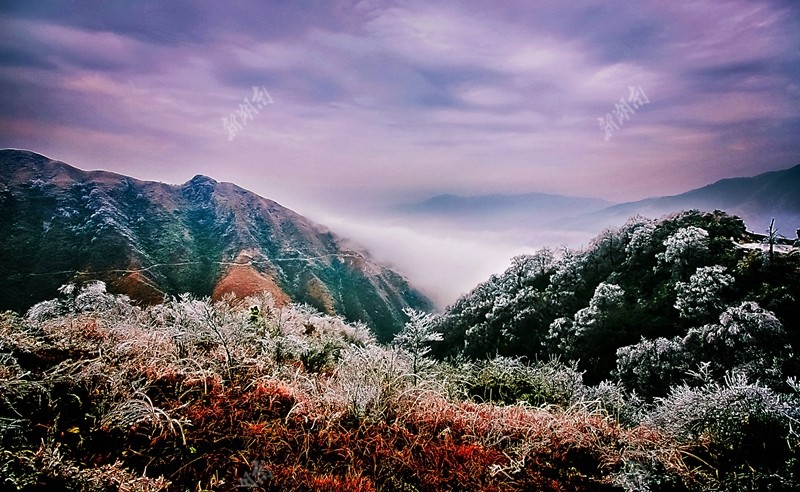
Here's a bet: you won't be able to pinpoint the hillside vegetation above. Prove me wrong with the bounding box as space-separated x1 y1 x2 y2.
435 210 799 388
0 150 432 341
1 210 799 491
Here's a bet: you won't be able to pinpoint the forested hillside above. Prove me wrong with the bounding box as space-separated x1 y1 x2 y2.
0 150 432 341
434 210 799 393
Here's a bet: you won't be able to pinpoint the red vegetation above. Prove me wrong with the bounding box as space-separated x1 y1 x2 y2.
212 263 291 305
0 301 700 491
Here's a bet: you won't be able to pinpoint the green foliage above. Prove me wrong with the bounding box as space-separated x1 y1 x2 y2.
300 339 342 373
457 357 584 407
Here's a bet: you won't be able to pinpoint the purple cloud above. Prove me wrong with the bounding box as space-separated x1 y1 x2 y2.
0 0 797 207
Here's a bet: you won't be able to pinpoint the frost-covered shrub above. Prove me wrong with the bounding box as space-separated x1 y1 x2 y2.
73 281 119 312
25 299 62 323
149 295 229 361
646 373 800 491
26 282 134 323
247 298 375 372
150 294 212 333
674 265 734 322
320 345 412 421
682 301 790 386
581 380 646 427
616 337 687 398
612 457 684 492
460 357 584 407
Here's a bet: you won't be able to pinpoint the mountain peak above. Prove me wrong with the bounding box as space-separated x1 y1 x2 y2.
187 174 217 186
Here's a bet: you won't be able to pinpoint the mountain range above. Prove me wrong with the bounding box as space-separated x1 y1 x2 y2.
565 164 800 235
398 164 800 239
0 150 432 341
397 192 612 231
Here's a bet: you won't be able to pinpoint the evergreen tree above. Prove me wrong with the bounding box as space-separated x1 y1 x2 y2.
393 308 443 380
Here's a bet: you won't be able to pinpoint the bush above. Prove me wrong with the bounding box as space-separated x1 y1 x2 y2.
580 380 646 427
646 373 800 491
682 301 791 387
459 357 585 407
616 337 687 398
317 345 414 422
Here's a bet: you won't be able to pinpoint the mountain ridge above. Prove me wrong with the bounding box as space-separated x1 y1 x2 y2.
0 149 432 341
404 191 612 213
395 190 613 233
564 163 800 233
396 163 800 238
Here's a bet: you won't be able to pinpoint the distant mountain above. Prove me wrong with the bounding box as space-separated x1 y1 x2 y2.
397 192 613 230
566 164 800 235
399 165 800 239
0 150 432 341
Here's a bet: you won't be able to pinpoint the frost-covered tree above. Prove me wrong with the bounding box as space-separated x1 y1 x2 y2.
546 317 575 354
573 283 625 336
658 226 709 275
674 265 734 322
436 209 799 391
616 337 686 397
446 249 555 359
763 218 783 266
618 300 793 396
682 301 791 385
507 249 555 289
527 248 556 277
624 220 658 264
393 308 442 379
586 227 627 276
587 282 625 312
544 248 586 316
548 283 625 363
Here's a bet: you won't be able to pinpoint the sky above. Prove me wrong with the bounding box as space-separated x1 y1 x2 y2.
1 0 799 305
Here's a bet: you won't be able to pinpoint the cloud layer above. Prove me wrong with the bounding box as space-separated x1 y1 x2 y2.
1 0 798 207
